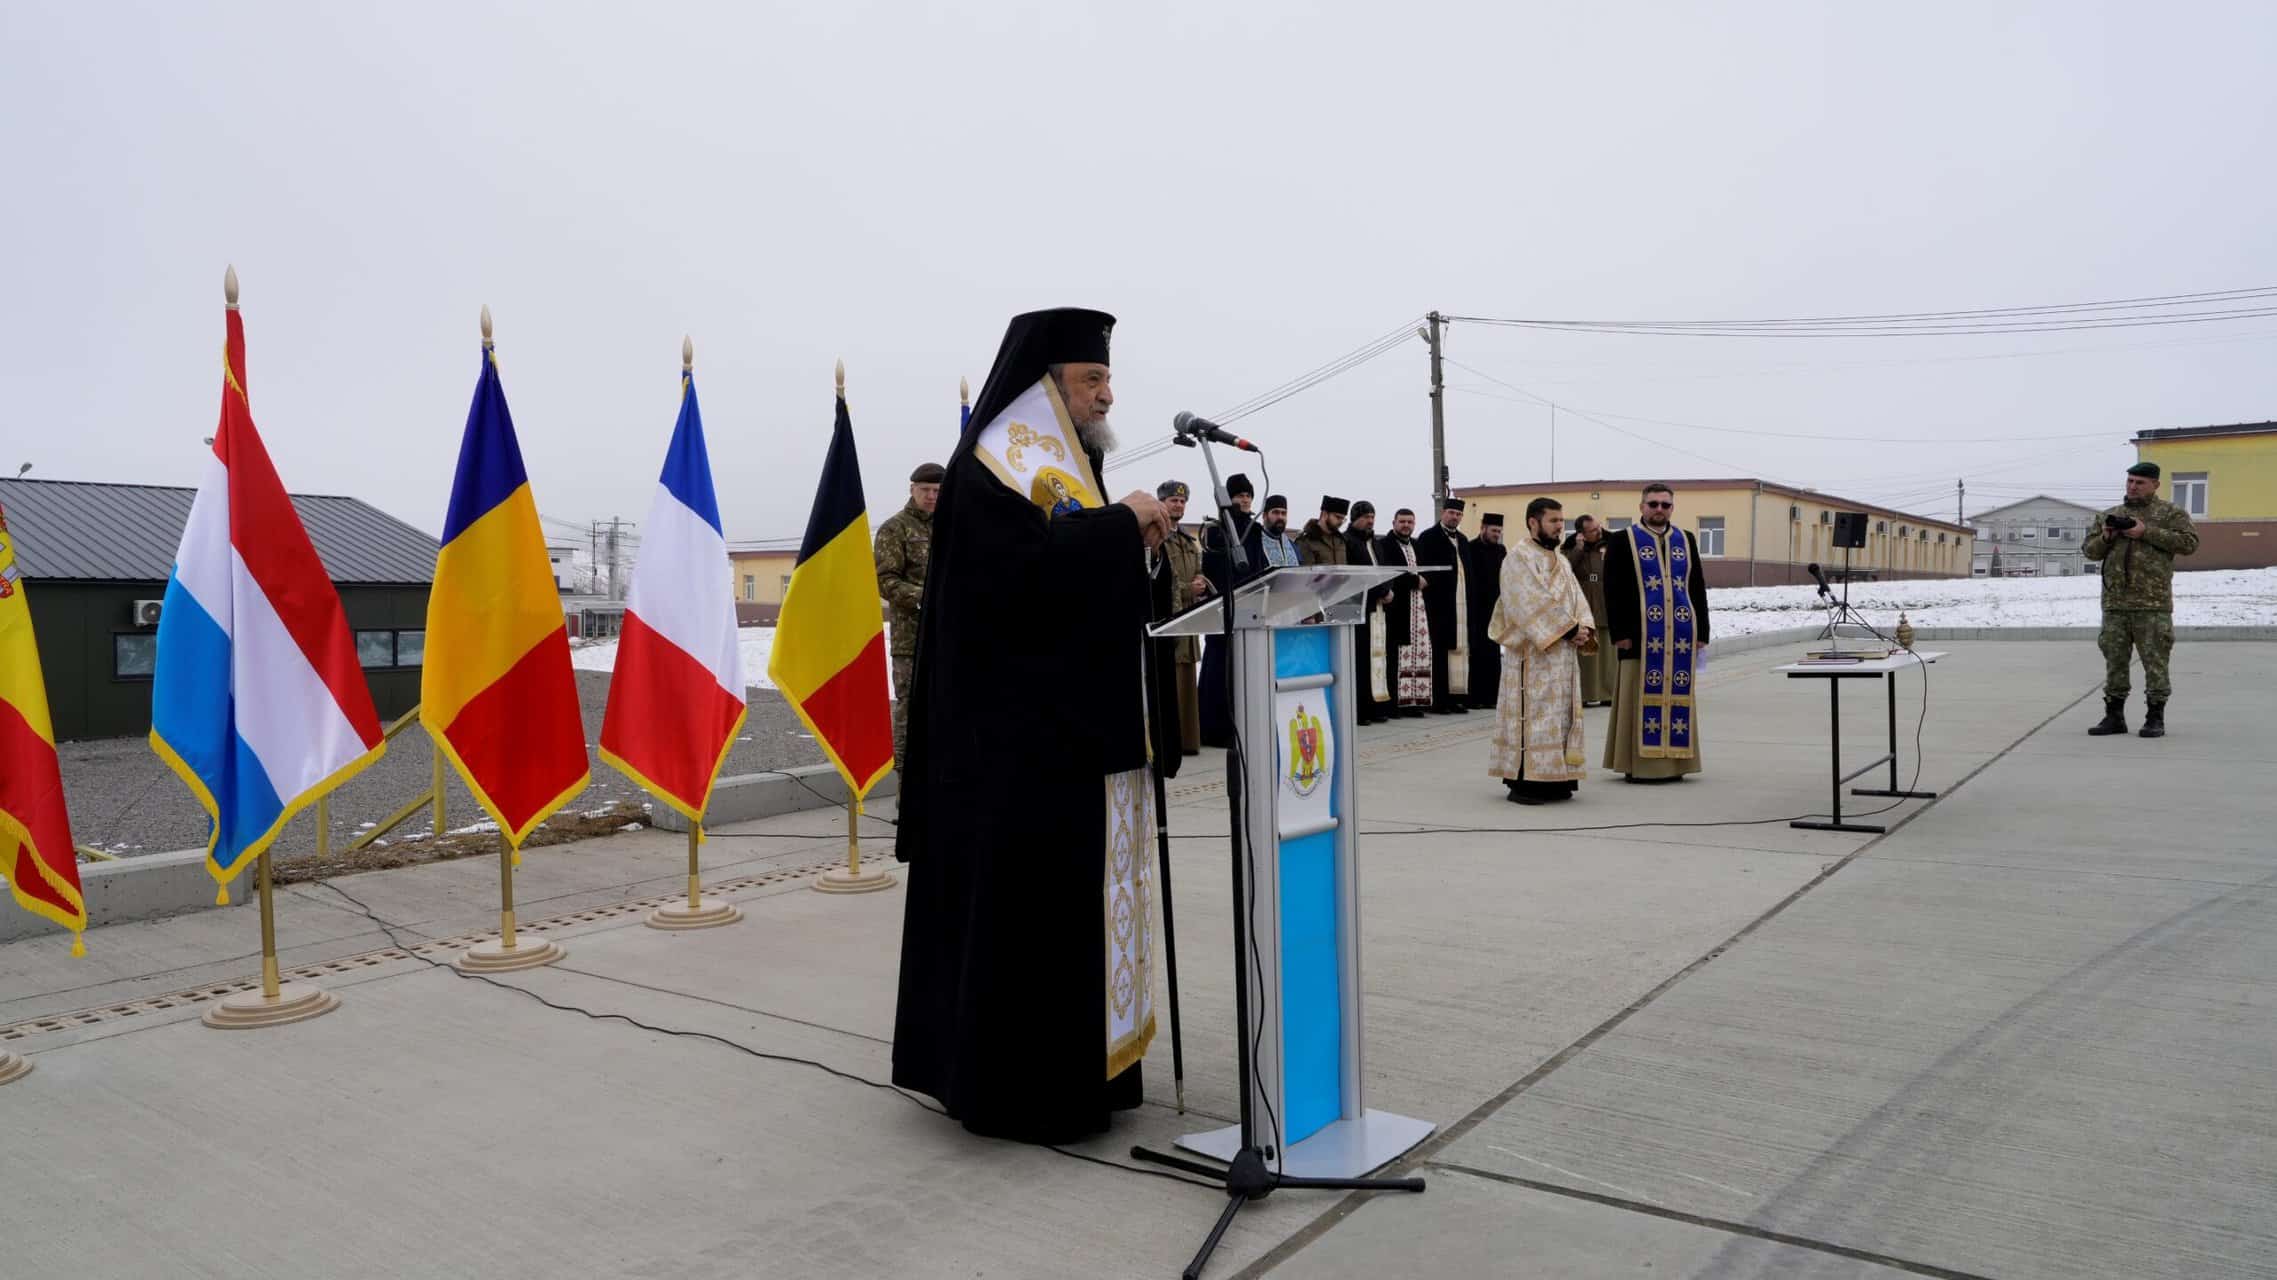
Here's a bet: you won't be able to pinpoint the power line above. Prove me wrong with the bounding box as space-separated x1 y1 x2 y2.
1106 318 1424 473
1443 284 2277 337
1443 386 2120 446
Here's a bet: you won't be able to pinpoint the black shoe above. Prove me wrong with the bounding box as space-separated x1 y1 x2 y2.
2139 702 2166 738
2087 698 2128 736
1507 790 1550 805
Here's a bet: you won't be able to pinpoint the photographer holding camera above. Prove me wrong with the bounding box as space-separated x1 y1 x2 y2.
2080 461 2199 738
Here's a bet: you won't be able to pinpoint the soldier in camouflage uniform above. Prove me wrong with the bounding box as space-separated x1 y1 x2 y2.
2080 460 2198 739
876 462 944 766
1156 480 1207 754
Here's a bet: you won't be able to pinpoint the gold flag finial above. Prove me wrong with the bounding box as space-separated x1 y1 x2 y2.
835 358 846 397
682 335 694 370
480 304 494 347
224 264 239 309
959 375 969 405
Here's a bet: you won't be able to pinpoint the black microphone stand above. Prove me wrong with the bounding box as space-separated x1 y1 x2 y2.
1133 425 1424 1280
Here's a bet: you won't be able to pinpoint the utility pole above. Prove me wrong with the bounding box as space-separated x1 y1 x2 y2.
607 517 622 601
1549 403 1557 483
587 520 601 595
1425 311 1448 505
1957 478 1965 526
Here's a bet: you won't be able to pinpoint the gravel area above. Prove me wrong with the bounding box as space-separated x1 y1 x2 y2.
59 672 829 861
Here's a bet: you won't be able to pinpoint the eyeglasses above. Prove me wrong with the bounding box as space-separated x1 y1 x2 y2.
1644 501 1673 509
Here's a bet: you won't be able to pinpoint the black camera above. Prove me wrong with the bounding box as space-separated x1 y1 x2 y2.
2105 513 2138 532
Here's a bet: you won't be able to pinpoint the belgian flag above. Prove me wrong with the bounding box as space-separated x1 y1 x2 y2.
768 379 893 797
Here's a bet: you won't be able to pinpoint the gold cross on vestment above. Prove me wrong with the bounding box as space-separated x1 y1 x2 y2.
1645 574 1663 590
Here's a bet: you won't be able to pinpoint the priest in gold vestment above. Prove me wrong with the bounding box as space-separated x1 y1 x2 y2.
1488 498 1595 805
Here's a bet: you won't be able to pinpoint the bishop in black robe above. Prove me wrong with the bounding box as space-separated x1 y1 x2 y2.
893 308 1171 1144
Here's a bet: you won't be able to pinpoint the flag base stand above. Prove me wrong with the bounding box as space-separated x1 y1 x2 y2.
202 982 341 1029
0 1051 32 1085
812 866 896 894
456 935 564 973
812 797 896 893
647 899 743 929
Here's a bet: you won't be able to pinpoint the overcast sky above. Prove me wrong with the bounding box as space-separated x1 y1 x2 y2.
6 2 2273 548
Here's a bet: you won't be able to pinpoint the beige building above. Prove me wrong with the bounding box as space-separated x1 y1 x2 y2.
727 545 799 625
1451 478 1973 587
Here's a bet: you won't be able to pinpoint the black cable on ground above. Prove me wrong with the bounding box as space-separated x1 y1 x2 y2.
306 877 1219 1193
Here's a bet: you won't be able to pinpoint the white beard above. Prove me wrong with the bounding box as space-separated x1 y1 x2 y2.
1074 416 1118 455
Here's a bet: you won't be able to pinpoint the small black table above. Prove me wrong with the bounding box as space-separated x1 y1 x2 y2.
1777 650 1942 834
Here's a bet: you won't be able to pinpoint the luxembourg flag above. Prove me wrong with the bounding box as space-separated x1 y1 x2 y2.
151 286 386 899
598 350 747 821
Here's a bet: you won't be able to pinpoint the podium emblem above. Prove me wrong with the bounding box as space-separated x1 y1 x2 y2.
1286 703 1327 797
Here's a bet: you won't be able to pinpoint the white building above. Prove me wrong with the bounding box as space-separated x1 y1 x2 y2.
1968 495 2102 577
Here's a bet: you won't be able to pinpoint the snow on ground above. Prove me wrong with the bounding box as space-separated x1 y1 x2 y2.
565 573 2277 676
1711 567 2277 638
571 627 778 688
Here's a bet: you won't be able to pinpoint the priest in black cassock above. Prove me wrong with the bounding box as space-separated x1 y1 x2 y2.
893 308 1175 1145
1413 497 1473 714
1344 501 1393 725
1197 473 1262 748
1464 512 1507 709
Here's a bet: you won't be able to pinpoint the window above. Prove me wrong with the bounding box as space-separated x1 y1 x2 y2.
2172 472 2208 516
357 630 396 668
1695 517 1726 557
2020 528 2036 540
1605 516 1632 532
742 574 756 601
114 633 157 679
2046 527 2062 539
354 629 425 670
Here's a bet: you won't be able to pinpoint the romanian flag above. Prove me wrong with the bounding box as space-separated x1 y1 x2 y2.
151 299 387 900
422 337 589 846
598 363 747 822
0 501 86 953
768 386 893 797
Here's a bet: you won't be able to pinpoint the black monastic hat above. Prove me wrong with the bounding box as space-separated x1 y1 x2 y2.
1263 494 1289 512
2127 461 2160 480
1226 473 1254 498
910 462 946 484
1157 479 1190 500
1321 495 1349 516
1480 512 1504 527
962 307 1115 436
1441 496 1467 512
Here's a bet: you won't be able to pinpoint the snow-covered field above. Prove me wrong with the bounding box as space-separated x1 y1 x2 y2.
572 627 778 688
565 570 2277 679
1711 567 2277 638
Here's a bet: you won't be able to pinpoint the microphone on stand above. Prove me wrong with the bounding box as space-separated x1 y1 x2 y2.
1806 562 1833 598
1172 411 1260 453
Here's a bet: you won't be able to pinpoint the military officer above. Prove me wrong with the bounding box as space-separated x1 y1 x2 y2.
876 461 943 766
2081 460 2200 739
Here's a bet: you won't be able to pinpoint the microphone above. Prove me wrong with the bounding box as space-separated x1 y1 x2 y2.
1806 562 1832 598
1172 411 1259 453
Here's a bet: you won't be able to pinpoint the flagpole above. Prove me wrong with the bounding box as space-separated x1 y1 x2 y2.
196 266 339 1029
639 335 745 931
813 358 898 896
449 304 566 973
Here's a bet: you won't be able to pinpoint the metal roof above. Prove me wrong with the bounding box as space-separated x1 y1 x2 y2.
0 478 437 585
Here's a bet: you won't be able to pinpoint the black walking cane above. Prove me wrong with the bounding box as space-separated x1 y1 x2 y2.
1140 568 1188 1113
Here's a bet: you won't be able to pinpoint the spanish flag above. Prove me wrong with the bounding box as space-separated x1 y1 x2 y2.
422 333 589 846
768 382 893 798
0 501 86 954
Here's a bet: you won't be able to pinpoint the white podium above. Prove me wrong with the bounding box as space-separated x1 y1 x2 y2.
1150 565 1437 1178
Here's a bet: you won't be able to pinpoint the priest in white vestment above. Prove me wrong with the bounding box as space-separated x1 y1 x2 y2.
1487 498 1595 805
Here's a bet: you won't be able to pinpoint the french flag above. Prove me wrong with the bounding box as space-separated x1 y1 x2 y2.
150 300 387 899
598 360 747 821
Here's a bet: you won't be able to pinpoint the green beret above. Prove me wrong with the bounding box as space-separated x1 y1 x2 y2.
910 462 947 484
2126 461 2160 480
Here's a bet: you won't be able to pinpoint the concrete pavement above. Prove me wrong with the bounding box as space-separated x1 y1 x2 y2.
2 639 2266 1278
